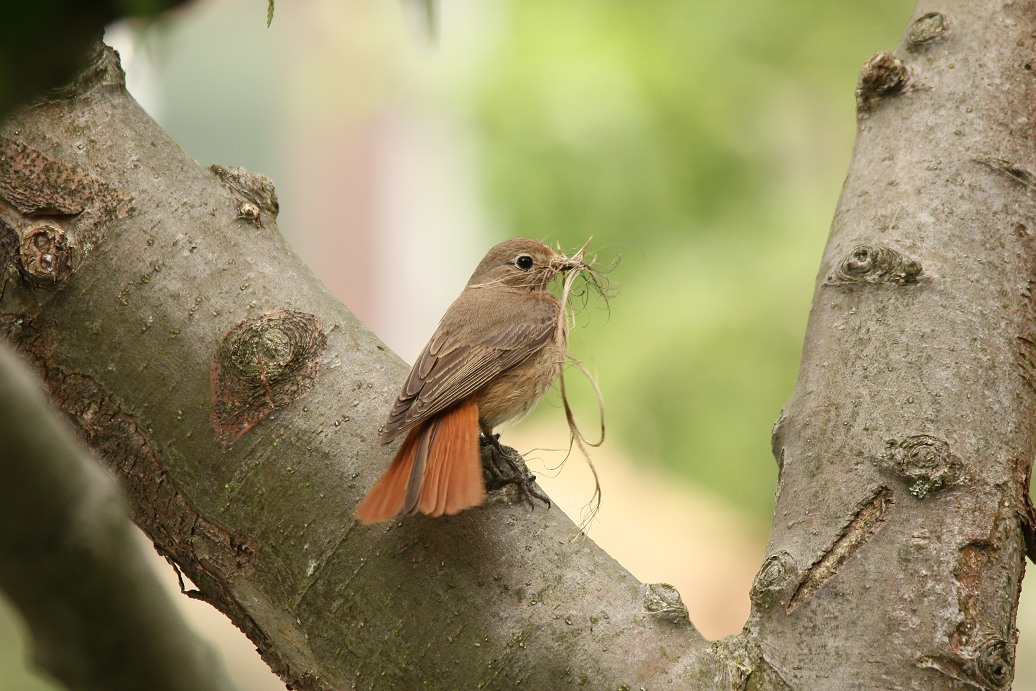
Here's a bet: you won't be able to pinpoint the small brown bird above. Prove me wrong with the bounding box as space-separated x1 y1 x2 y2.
354 238 582 524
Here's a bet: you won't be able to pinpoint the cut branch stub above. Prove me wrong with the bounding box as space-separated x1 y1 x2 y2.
750 550 798 608
907 12 949 50
641 583 691 626
211 164 279 228
856 51 909 114
881 435 963 498
18 222 72 283
826 244 922 286
211 310 327 442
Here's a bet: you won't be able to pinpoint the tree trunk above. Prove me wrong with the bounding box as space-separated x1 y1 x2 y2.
759 1 1036 686
1 1 1032 689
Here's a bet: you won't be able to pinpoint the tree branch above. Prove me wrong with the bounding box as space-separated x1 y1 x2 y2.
754 1 1036 687
0 341 237 691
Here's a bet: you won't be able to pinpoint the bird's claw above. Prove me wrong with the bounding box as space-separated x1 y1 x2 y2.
479 434 551 510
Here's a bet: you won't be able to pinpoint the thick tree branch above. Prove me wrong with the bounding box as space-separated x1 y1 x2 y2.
0 342 237 691
753 1 1036 687
2 1 1034 688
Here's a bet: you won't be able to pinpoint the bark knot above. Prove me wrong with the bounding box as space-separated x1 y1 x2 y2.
856 51 909 113
826 245 922 286
211 164 279 226
641 582 690 625
919 634 1013 690
19 222 73 283
750 551 798 608
211 310 327 442
907 12 949 50
975 638 1013 688
881 435 963 498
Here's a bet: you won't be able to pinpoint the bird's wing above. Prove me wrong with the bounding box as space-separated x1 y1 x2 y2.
381 290 558 443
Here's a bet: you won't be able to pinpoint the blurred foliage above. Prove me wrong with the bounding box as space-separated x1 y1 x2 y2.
0 594 59 691
477 0 917 524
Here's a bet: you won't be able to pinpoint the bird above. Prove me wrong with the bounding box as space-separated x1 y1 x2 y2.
354 238 583 524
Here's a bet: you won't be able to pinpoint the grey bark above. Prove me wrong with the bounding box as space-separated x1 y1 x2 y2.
0 1 1032 689
0 341 237 691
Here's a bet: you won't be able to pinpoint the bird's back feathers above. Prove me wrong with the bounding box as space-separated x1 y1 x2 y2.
381 289 558 444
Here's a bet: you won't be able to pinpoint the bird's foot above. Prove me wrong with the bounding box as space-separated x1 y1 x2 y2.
480 434 551 509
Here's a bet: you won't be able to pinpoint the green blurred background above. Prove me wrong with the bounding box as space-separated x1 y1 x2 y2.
6 0 1036 689
474 0 916 521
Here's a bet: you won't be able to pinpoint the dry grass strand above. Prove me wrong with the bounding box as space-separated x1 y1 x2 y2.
552 238 617 536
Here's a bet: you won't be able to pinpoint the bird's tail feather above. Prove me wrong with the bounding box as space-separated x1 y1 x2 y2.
354 419 424 524
418 397 483 516
354 397 484 524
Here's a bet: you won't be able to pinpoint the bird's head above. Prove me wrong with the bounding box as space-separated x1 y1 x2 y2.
467 238 585 291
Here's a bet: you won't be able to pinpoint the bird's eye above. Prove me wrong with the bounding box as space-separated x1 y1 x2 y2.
515 255 534 271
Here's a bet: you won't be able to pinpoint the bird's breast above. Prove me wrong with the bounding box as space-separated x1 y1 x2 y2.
476 322 567 431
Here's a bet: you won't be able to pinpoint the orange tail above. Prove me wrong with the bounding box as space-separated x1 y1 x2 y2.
354 397 485 524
